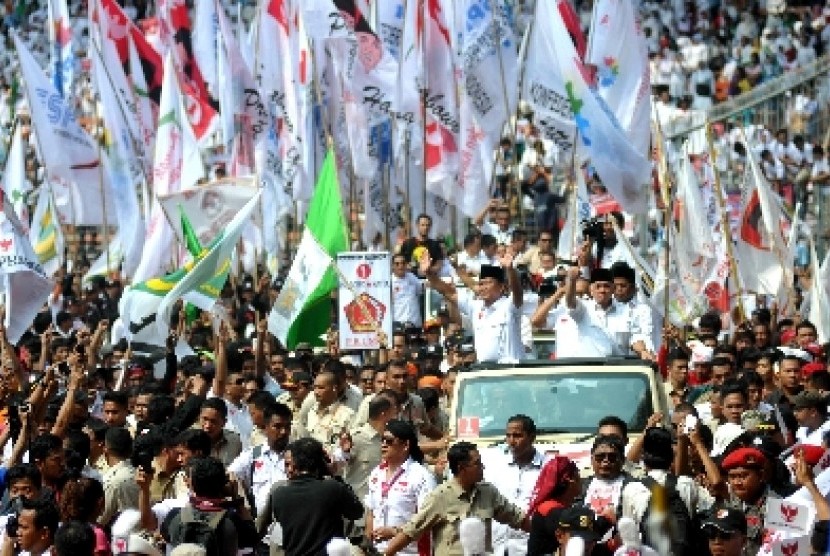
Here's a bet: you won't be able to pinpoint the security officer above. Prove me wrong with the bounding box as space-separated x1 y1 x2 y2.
383 441 528 555
722 447 770 556
301 371 355 452
421 251 524 363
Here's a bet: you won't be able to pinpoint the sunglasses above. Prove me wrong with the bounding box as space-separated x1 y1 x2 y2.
704 529 737 541
593 452 620 463
380 435 399 445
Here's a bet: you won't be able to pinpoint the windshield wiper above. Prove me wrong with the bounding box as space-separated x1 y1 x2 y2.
535 428 573 434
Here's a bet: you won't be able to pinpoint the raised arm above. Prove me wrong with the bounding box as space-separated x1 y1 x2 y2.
212 322 230 397
420 253 457 304
500 251 522 308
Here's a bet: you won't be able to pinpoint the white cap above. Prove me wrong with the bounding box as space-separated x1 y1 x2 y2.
170 545 206 556
687 340 714 364
711 423 746 457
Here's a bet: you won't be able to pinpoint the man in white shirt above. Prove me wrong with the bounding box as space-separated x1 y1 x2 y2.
563 267 634 357
391 253 424 327
483 415 548 556
791 390 830 445
475 203 515 246
229 403 292 517
422 253 524 363
454 232 485 276
610 262 656 359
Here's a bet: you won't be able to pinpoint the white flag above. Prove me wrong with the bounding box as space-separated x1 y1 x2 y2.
133 53 204 283
1 126 30 230
586 0 651 154
0 192 53 344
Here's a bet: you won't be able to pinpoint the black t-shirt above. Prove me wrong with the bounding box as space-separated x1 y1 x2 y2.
268 476 363 556
399 238 443 274
527 505 565 556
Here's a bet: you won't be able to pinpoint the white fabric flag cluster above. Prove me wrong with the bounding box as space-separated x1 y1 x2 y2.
47 0 75 98
522 0 651 214
14 31 117 226
586 0 651 154
0 192 53 344
133 53 204 283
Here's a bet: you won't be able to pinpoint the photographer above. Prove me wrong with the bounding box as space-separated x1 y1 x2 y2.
258 437 362 555
0 465 42 548
160 457 257 556
1 497 60 556
584 212 630 269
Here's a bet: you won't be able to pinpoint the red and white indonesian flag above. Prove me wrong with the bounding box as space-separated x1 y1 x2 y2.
735 151 789 295
586 0 651 155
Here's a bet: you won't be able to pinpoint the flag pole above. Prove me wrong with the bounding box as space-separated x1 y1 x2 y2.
96 128 111 274
706 123 746 324
568 129 579 259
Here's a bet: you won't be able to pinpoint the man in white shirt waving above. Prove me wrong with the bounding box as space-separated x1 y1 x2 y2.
421 251 524 363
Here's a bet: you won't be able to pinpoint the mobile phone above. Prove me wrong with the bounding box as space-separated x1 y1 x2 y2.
684 414 698 434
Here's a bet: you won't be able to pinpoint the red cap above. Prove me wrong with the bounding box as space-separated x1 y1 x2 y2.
721 447 767 470
780 329 797 345
804 343 825 359
796 444 826 466
802 362 828 378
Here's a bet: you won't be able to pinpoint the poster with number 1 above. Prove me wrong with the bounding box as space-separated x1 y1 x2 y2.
337 252 392 350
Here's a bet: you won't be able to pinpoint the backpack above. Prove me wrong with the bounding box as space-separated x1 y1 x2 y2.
165 505 228 556
638 474 702 556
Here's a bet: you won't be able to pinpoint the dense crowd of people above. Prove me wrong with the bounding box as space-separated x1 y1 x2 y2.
0 1 829 556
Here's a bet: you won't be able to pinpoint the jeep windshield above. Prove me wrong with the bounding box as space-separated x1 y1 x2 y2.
455 371 654 439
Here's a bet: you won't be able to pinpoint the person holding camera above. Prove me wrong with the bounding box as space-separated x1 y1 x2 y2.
258 437 363 555
0 497 60 556
0 465 42 550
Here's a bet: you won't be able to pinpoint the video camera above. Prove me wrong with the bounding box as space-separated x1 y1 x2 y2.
581 217 605 241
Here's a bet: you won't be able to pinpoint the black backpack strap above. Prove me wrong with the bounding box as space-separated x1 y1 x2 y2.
245 445 264 517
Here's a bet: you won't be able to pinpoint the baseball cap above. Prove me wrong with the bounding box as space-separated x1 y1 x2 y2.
557 506 600 541
792 390 827 410
701 507 747 536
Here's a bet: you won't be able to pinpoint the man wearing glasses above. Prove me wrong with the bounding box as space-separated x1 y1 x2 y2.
383 441 528 555
699 507 747 556
392 254 424 328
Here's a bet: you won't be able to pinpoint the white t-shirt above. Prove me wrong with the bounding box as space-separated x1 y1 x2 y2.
392 272 423 326
365 459 436 555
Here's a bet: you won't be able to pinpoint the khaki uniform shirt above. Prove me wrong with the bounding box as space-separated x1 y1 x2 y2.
100 460 140 525
305 402 355 451
401 479 526 556
342 423 382 501
149 468 182 505
212 429 243 467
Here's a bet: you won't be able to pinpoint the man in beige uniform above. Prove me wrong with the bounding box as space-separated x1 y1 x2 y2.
384 441 528 556
99 427 140 526
304 371 355 452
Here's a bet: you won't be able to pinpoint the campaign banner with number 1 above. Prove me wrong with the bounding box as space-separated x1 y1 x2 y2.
337 252 392 350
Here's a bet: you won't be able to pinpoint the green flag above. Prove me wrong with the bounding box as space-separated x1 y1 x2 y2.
180 204 203 257
268 150 348 348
